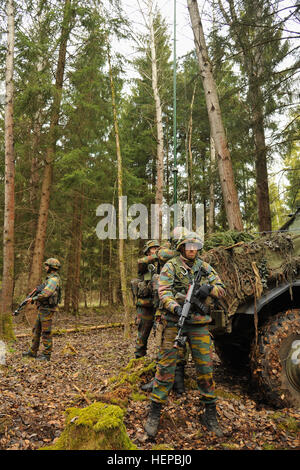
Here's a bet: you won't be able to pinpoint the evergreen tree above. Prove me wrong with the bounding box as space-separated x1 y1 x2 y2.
216 0 295 231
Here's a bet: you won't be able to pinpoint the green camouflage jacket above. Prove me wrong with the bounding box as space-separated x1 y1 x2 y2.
34 272 61 310
158 255 226 324
137 253 159 278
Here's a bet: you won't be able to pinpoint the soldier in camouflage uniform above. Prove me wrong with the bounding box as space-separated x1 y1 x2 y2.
142 237 187 394
22 258 62 362
145 232 226 438
134 240 161 359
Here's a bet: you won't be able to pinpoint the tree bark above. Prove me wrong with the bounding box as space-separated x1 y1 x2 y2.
148 1 164 239
64 237 73 313
187 0 243 231
26 0 73 325
186 82 196 229
71 192 83 312
1 0 15 341
249 66 272 232
99 241 104 307
108 47 131 338
208 136 216 233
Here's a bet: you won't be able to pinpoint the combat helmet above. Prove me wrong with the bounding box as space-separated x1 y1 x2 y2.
44 258 61 270
176 231 203 251
171 226 190 242
143 240 160 255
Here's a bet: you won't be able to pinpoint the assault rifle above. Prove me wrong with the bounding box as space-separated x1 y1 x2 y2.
13 283 45 316
174 268 209 348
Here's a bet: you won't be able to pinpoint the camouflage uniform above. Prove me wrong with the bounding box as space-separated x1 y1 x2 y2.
150 254 226 405
26 260 61 360
134 241 160 358
155 245 187 366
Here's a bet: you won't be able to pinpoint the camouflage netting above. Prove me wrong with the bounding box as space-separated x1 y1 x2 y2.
201 231 300 316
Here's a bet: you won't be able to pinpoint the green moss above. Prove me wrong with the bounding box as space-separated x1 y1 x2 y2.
262 443 277 450
151 443 174 450
102 395 129 410
130 392 148 402
53 328 68 335
215 389 241 401
269 411 284 420
41 402 138 450
1 314 16 342
221 442 239 450
110 357 156 391
269 412 299 435
278 417 299 434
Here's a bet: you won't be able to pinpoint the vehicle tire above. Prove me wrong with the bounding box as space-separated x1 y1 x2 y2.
250 309 300 408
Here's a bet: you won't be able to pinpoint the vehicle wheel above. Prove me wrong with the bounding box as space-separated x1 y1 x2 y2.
250 309 300 408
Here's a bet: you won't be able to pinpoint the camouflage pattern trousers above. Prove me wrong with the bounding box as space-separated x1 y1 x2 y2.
151 320 217 405
29 308 54 358
134 305 155 358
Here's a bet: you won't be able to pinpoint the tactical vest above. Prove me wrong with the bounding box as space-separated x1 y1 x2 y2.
136 261 158 300
39 273 62 309
169 256 209 295
162 256 214 324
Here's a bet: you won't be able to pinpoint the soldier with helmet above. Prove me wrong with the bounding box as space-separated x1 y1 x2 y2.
22 258 62 362
145 231 226 438
141 231 187 394
134 240 160 359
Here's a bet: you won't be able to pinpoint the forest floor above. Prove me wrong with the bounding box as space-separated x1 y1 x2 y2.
0 307 299 451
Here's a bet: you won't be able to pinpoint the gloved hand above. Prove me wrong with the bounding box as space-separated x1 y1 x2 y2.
194 284 213 299
174 306 183 316
191 297 209 315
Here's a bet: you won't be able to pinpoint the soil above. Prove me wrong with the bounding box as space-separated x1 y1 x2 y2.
0 309 299 451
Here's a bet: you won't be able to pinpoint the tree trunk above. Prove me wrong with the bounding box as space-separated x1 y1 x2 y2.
187 0 243 231
71 192 83 313
149 1 164 239
208 136 216 233
108 47 130 338
1 0 15 341
26 0 72 325
108 183 116 306
64 238 73 313
187 82 196 229
165 115 170 205
249 79 272 232
28 59 46 272
99 241 104 307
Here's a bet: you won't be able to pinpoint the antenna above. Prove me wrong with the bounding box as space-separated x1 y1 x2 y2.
173 0 177 205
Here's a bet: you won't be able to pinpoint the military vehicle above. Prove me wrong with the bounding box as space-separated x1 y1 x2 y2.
202 208 300 409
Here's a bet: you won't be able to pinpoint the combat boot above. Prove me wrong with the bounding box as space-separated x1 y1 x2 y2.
172 363 185 395
36 354 50 362
144 401 162 438
22 351 36 358
141 378 154 392
200 403 223 437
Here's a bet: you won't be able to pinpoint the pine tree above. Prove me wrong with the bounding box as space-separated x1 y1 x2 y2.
216 0 294 231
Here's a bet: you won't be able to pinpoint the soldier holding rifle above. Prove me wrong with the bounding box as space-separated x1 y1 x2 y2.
144 232 226 438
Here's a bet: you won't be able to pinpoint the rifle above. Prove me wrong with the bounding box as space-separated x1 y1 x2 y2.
13 283 46 316
174 268 208 348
